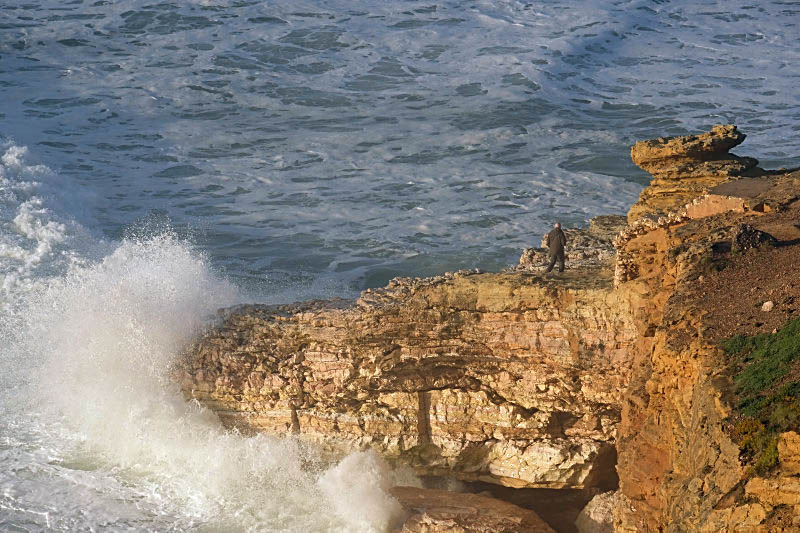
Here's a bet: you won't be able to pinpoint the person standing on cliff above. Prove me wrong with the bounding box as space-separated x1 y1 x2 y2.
544 222 567 273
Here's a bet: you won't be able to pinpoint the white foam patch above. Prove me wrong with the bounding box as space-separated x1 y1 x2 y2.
5 0 797 286
4 233 409 531
0 143 97 299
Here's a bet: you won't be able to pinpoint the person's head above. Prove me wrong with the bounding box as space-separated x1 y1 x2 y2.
554 222 561 229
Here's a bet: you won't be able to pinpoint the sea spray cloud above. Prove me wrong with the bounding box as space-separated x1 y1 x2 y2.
11 234 407 531
318 450 405 531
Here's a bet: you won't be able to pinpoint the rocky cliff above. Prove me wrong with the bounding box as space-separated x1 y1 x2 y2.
179 126 800 532
179 270 637 492
612 130 800 531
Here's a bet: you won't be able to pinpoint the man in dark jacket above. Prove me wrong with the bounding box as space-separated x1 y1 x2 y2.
544 222 567 273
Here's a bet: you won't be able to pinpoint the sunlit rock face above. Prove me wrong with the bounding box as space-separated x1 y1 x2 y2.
179 271 637 491
627 124 761 223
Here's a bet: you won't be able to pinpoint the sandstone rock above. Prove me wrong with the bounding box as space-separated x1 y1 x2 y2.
700 503 768 533
613 160 800 531
630 124 745 167
391 486 555 533
627 125 762 222
745 476 800 507
180 272 637 490
762 300 774 312
779 431 800 475
574 490 617 533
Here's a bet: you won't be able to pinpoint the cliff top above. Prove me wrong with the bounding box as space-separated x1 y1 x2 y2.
684 171 800 342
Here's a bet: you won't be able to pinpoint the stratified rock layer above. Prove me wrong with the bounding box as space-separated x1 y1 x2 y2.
180 271 638 490
613 164 800 530
627 124 761 222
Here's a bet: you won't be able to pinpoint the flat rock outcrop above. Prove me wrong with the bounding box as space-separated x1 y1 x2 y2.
179 271 638 491
627 124 761 222
392 486 555 532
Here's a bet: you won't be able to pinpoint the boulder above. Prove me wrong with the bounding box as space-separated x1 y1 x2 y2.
575 490 617 533
731 223 777 253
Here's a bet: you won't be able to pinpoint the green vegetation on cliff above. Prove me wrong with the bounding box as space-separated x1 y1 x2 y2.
724 318 800 473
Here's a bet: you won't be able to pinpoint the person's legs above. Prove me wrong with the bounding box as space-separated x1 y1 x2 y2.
545 254 556 272
558 253 565 272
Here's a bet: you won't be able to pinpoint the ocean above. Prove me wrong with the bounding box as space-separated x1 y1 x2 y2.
1 0 798 530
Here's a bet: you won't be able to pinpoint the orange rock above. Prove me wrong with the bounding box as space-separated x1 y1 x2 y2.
779 431 800 475
181 271 637 490
746 476 800 507
627 124 761 222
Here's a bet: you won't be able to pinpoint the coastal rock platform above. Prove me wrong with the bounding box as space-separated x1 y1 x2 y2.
392 486 555 532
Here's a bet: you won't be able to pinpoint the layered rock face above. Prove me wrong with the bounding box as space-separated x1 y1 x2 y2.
180 272 637 491
627 124 761 222
613 140 800 530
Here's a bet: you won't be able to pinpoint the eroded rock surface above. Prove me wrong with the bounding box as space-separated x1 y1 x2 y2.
180 271 637 490
613 164 800 530
627 124 762 222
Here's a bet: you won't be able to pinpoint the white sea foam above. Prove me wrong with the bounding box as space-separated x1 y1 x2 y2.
4 0 797 288
0 143 98 299
0 145 66 289
0 143 411 530
2 233 411 531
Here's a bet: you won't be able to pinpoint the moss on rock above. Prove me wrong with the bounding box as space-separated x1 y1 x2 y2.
724 318 800 473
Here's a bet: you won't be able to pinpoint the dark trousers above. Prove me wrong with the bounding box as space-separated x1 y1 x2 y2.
545 252 565 273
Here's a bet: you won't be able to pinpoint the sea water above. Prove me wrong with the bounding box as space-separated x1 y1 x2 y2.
1 1 798 530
